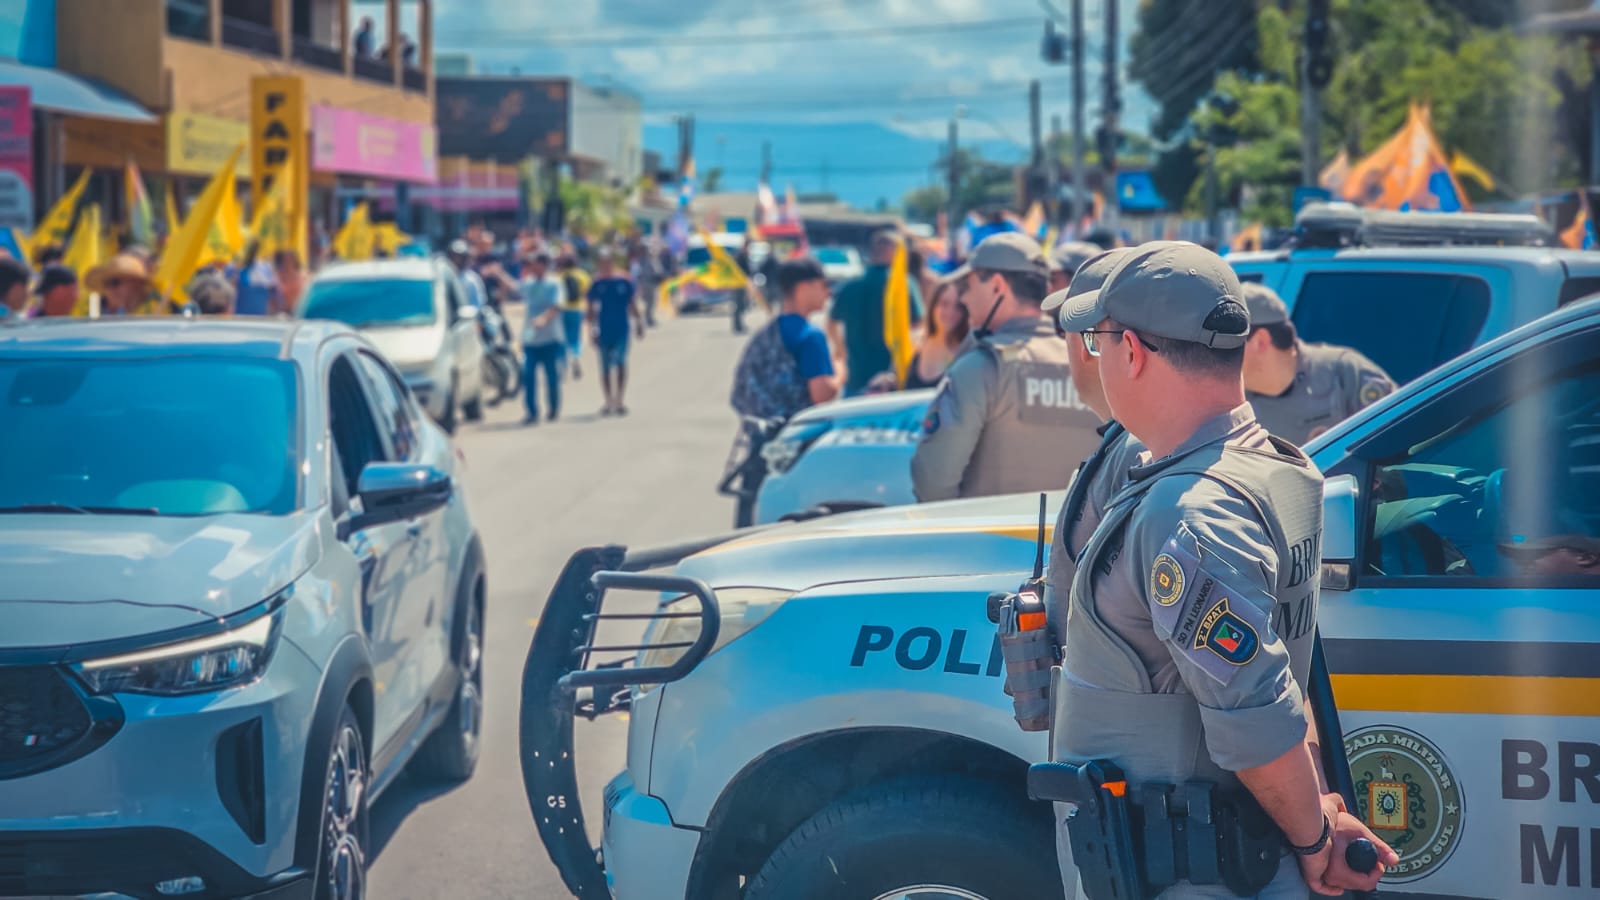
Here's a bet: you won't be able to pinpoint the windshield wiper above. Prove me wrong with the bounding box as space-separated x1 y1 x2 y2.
0 503 162 516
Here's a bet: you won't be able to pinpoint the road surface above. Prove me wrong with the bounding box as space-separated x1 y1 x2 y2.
368 307 749 898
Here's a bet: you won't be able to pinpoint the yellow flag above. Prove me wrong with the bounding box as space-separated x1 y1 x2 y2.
250 161 293 259
154 143 244 305
883 234 914 387
165 181 181 236
374 221 409 256
61 203 105 316
1450 150 1496 193
333 202 374 261
29 168 92 258
218 181 245 256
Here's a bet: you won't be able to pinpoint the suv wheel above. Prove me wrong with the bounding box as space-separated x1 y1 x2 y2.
743 777 1062 900
317 705 369 900
412 578 483 781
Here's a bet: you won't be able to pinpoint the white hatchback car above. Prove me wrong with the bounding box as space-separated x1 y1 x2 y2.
301 258 486 434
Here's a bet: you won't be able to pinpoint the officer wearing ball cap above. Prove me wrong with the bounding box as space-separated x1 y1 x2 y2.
910 232 1103 502
1239 282 1395 445
1047 241 1104 295
1045 242 1395 897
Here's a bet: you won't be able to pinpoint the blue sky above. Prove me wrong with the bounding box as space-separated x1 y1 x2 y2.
406 0 1156 207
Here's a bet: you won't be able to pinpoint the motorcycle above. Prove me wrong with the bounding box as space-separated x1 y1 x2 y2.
476 302 522 407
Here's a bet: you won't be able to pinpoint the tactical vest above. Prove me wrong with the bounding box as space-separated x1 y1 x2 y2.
961 319 1103 498
1051 435 1323 791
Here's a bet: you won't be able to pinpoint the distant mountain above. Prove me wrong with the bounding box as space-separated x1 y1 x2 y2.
644 119 1026 214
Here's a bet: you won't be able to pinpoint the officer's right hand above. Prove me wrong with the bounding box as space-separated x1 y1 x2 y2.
1320 811 1398 894
1295 839 1339 897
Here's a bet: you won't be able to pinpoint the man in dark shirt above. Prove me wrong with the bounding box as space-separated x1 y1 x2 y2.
587 252 643 416
827 230 924 396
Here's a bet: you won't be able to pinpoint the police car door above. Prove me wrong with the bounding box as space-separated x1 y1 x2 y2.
1315 318 1600 899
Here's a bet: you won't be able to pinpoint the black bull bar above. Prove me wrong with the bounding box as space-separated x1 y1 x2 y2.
518 531 755 898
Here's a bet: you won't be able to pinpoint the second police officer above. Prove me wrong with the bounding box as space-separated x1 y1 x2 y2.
1240 282 1395 445
910 232 1103 502
1043 243 1396 898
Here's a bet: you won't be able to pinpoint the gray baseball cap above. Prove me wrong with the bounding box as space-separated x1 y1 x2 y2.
1042 246 1136 313
949 231 1049 281
1240 281 1289 326
1048 241 1102 276
1056 241 1250 349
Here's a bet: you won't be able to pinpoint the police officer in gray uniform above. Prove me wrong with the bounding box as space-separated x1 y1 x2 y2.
911 232 1103 502
1046 243 1393 898
1241 283 1394 445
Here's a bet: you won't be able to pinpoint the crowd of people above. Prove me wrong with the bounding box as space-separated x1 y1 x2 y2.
0 240 305 321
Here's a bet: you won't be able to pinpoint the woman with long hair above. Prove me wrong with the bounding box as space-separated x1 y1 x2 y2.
903 278 968 390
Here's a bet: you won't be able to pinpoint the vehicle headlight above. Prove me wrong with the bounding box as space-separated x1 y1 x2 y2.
74 603 285 696
761 421 832 474
636 587 793 682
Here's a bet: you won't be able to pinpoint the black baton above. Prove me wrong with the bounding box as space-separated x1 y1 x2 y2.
1308 630 1380 899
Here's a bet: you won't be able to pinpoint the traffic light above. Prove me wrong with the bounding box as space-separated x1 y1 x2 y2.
1041 20 1067 64
1305 0 1334 89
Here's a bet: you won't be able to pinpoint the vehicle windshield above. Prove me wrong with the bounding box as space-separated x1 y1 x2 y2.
0 357 299 515
815 247 854 265
302 278 437 329
686 247 712 267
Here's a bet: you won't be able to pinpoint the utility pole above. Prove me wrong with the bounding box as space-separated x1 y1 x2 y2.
1028 79 1043 212
821 158 831 194
760 140 772 186
947 114 961 259
1071 0 1086 227
1102 0 1120 226
1049 114 1062 227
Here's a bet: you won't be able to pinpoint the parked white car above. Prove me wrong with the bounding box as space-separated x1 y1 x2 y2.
301 258 486 434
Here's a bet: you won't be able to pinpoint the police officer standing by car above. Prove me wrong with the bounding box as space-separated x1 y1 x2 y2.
1044 243 1396 898
910 232 1102 502
1240 283 1395 445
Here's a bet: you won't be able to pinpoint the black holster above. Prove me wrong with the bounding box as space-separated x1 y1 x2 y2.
1029 761 1283 899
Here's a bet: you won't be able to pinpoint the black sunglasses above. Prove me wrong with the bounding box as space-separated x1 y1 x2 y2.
1080 329 1160 356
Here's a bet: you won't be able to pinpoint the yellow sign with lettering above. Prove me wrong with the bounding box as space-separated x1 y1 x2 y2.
167 112 252 177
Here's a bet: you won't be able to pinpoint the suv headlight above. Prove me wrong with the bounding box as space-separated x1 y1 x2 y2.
636 587 793 680
74 602 286 696
761 421 832 474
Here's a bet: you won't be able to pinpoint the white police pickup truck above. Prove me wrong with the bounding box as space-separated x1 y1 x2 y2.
751 212 1600 525
524 297 1600 900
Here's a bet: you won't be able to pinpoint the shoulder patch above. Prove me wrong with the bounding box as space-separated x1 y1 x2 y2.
1147 525 1273 686
1359 378 1388 406
922 409 941 435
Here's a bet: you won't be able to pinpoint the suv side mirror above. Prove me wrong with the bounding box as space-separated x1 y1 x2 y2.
1320 474 1360 591
341 462 452 537
456 303 479 322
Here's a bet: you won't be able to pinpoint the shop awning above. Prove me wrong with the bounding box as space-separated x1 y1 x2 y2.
0 61 156 124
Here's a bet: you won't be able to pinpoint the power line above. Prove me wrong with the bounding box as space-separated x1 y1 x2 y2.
433 16 1040 49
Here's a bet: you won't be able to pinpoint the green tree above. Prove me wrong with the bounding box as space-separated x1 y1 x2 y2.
903 184 947 222
702 167 725 194
559 178 629 239
902 148 1018 222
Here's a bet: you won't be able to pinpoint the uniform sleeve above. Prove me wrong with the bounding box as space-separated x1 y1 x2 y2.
1126 481 1308 772
910 353 994 502
1342 351 1395 416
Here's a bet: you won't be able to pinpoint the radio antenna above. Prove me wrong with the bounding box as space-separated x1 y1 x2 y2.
1032 492 1047 580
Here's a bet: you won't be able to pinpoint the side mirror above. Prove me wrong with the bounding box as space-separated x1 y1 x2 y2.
342 462 452 537
1320 474 1359 591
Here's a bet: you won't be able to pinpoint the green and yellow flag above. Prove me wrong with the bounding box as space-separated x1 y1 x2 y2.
882 234 914 387
374 221 410 257
154 143 245 306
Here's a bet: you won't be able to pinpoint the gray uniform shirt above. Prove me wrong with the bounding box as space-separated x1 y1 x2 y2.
1045 423 1143 643
1074 406 1311 772
911 314 1102 502
1247 340 1394 445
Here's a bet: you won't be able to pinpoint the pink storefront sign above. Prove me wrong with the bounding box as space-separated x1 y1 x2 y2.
0 86 34 231
311 105 437 183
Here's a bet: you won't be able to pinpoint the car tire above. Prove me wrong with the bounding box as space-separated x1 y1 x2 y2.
314 705 370 900
743 777 1063 900
411 570 483 782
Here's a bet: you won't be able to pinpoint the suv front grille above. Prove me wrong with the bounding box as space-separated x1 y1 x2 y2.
0 666 92 775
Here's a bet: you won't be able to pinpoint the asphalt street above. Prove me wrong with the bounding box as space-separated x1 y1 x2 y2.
367 305 751 898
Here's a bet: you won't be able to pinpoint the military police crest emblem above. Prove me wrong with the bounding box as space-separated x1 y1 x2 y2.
1344 725 1464 883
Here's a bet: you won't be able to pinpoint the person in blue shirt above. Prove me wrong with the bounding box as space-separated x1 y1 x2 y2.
586 252 644 416
775 258 842 407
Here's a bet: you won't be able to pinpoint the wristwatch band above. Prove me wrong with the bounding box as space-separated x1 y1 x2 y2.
1288 814 1332 856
